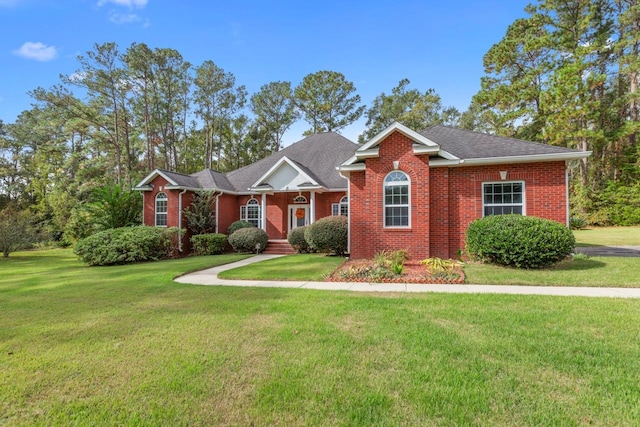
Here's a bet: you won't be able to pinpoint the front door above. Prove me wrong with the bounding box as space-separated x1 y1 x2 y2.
289 204 310 232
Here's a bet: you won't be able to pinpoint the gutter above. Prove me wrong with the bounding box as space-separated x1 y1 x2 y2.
178 188 187 252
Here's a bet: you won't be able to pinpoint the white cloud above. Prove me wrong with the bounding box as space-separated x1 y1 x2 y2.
108 10 141 24
13 42 58 61
97 0 147 9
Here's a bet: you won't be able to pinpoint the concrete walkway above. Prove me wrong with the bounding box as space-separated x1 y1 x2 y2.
175 254 640 298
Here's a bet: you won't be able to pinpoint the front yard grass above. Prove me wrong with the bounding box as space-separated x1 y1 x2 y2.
573 225 640 246
463 256 640 287
1 249 640 426
218 253 345 281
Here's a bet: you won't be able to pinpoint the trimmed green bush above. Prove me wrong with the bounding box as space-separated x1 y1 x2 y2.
191 233 227 255
228 227 268 253
305 215 348 256
466 214 575 269
287 226 311 253
74 226 179 266
227 220 256 236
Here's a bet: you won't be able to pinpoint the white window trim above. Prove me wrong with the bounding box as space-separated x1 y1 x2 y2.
482 181 526 216
155 192 168 227
383 171 411 228
332 195 349 216
240 198 262 228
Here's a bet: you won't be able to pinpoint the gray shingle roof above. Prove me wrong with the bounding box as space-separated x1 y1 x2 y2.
421 125 579 159
225 132 358 191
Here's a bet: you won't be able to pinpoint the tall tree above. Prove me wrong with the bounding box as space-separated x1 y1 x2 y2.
193 61 245 170
250 81 298 152
294 70 364 134
360 79 456 142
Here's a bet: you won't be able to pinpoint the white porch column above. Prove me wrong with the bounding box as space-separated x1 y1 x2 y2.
310 191 316 224
261 193 266 231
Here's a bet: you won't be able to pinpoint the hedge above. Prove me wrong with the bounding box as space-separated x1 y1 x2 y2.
228 227 268 253
466 214 575 269
304 215 348 256
227 220 256 236
74 226 179 266
191 233 227 255
287 226 311 253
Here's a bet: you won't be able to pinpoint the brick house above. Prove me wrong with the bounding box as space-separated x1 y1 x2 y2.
134 122 590 259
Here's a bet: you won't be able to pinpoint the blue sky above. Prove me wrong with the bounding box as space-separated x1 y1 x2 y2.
0 0 529 144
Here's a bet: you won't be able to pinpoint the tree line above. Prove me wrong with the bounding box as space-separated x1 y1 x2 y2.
1 0 639 247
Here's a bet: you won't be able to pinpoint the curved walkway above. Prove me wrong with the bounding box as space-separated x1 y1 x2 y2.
175 254 640 299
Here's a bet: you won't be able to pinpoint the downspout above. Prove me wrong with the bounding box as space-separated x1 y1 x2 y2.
339 169 351 256
565 161 570 228
178 188 187 252
215 192 221 234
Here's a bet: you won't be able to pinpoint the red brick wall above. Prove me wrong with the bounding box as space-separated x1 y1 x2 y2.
142 176 194 253
349 131 431 260
348 130 569 260
442 162 568 259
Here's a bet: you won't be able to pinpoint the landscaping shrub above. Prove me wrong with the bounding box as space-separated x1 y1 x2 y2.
304 215 348 256
228 227 268 253
74 226 179 266
466 214 575 269
287 226 311 253
191 233 227 255
227 220 256 235
569 216 587 230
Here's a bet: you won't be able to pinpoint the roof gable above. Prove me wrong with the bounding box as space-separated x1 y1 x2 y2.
249 156 320 191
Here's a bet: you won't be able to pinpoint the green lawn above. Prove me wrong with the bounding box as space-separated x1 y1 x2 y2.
218 253 345 281
573 226 640 246
463 256 640 287
1 249 640 425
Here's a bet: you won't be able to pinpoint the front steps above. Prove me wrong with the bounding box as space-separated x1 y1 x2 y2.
263 239 296 255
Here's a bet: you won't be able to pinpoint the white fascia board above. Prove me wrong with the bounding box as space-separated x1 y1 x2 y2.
456 151 592 166
355 148 379 159
249 156 318 189
164 185 202 191
338 163 366 172
340 155 360 167
359 121 440 152
132 185 153 191
429 159 463 167
135 169 180 187
412 144 441 155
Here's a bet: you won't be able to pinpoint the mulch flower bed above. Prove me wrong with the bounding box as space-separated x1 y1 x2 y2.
325 259 465 284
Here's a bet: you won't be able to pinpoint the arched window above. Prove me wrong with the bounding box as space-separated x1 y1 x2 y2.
332 195 348 217
384 171 410 227
155 192 168 227
240 198 262 228
293 195 307 204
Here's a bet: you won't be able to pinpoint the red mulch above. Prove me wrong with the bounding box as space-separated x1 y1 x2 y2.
326 260 465 284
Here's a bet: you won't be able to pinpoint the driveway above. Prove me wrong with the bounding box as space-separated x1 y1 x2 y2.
575 245 640 257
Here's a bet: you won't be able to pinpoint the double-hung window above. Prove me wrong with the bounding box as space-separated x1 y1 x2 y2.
483 182 525 216
155 192 168 226
332 196 349 217
240 198 262 228
384 171 410 227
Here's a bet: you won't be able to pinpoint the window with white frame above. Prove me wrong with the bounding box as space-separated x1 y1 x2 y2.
384 171 410 227
240 198 262 228
155 192 168 226
483 182 525 216
332 196 348 217
293 195 307 204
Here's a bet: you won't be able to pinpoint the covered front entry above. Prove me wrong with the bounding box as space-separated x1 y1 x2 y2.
288 204 310 232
